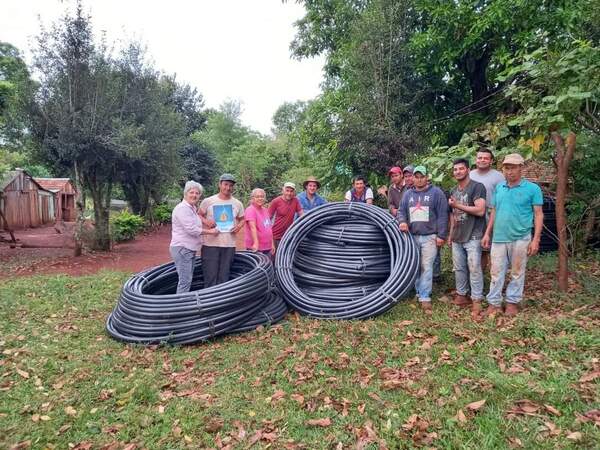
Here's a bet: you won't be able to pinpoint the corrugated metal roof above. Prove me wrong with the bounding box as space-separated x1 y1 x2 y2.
34 178 74 193
0 169 54 194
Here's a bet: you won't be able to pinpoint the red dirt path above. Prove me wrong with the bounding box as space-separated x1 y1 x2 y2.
0 225 173 278
0 224 247 279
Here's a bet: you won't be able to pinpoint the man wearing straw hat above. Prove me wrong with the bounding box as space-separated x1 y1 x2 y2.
297 176 327 213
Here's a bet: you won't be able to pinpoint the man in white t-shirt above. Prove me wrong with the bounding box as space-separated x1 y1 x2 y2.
345 176 374 204
199 173 245 287
469 148 505 270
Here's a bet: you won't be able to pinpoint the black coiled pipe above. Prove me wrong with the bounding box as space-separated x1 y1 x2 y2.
275 202 419 319
106 252 287 345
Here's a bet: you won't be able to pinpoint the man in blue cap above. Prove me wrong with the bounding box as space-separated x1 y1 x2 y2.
397 165 448 315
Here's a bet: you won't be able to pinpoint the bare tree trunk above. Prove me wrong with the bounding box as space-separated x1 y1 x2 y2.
73 160 85 257
89 174 113 251
0 207 18 247
551 131 576 293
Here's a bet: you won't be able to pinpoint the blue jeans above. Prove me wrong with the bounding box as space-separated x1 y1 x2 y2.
170 246 196 293
452 239 484 300
414 234 438 302
486 235 531 306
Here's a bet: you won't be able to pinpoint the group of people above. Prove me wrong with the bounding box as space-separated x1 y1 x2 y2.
393 149 543 319
169 148 543 320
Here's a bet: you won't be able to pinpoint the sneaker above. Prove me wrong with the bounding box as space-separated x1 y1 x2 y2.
471 300 483 321
452 294 472 308
421 302 433 316
505 303 520 317
483 305 502 319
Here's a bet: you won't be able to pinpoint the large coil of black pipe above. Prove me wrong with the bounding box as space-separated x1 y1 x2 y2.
275 202 419 319
106 252 287 345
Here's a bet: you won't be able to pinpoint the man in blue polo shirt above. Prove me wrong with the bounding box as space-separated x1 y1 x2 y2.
297 176 327 213
481 153 544 318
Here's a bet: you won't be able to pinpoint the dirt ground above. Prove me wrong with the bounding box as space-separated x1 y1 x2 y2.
0 224 172 278
0 224 248 279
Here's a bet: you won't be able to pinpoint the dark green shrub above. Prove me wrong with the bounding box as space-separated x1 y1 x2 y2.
111 210 145 242
153 203 173 224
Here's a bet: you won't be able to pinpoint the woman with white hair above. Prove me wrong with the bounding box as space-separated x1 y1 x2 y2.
169 181 218 293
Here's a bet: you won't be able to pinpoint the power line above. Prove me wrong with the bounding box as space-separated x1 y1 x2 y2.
431 83 511 124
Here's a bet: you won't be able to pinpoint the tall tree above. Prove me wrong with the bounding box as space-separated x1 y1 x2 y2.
113 44 187 217
501 42 599 291
30 2 124 251
0 42 36 149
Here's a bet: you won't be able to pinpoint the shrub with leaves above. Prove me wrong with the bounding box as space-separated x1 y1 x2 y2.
152 203 173 224
110 210 145 242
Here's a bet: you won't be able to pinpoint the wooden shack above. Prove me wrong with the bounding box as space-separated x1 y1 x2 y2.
34 177 77 222
0 169 55 230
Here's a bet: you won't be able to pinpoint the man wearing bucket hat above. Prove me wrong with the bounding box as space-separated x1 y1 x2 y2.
269 182 304 250
199 173 245 288
397 165 448 315
297 176 327 212
481 153 544 318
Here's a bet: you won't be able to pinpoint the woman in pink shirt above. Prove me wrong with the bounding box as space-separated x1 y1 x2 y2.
169 181 218 293
244 188 275 255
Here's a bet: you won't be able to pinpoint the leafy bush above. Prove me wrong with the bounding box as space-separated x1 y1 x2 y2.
152 203 173 224
110 210 145 242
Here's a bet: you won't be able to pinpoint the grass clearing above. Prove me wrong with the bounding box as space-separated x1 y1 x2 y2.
1 254 599 449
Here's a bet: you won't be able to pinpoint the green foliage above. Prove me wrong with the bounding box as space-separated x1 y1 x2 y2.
179 140 218 193
0 148 51 179
28 2 197 248
110 210 145 242
0 42 36 149
193 102 301 202
151 203 172 224
289 0 596 191
500 42 599 136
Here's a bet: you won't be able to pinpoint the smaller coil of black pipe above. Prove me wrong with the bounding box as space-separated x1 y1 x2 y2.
275 202 420 319
106 252 287 345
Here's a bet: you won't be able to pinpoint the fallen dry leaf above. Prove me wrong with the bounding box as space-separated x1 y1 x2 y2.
466 399 486 411
306 417 331 427
566 431 582 441
290 393 304 405
65 406 77 416
575 409 600 426
543 404 561 416
269 389 286 402
16 369 29 379
508 437 523 448
456 409 467 423
204 417 224 433
579 370 600 383
9 440 31 450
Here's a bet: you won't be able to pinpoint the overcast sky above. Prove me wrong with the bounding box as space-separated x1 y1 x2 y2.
1 0 324 134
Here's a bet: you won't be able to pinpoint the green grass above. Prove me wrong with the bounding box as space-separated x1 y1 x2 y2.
1 254 599 449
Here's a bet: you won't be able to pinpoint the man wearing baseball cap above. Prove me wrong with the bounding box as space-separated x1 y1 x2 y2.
481 153 544 318
269 182 304 249
297 176 327 212
403 165 415 189
397 165 448 315
387 166 409 217
199 173 245 287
